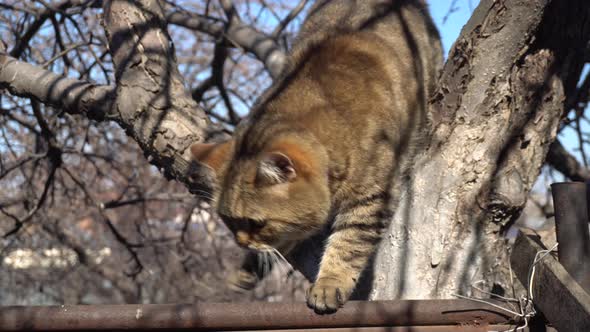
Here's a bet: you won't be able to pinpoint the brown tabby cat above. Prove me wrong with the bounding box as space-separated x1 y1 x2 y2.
191 0 442 313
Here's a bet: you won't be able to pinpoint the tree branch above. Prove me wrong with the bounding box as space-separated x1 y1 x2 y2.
10 0 101 58
0 54 113 121
271 0 309 38
167 10 287 79
211 42 239 125
98 0 217 194
546 139 590 181
0 47 213 194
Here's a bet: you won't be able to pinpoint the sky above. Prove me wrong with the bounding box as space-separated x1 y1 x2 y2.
429 0 479 57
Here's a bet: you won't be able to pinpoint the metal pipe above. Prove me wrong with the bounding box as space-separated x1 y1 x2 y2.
551 182 590 293
0 300 516 331
254 326 516 332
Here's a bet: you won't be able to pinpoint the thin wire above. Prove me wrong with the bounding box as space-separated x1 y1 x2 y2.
528 242 559 301
452 294 524 317
453 242 559 332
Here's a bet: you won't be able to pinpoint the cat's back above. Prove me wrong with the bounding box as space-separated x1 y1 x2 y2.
260 0 443 153
236 0 442 186
285 0 443 195
292 0 442 98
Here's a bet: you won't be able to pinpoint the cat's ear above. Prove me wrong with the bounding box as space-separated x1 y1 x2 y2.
190 140 234 175
257 152 297 185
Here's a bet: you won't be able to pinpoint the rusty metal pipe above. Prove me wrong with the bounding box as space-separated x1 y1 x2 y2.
256 326 516 332
0 300 516 331
551 182 590 293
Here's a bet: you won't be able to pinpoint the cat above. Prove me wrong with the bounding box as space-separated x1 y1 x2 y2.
191 0 442 313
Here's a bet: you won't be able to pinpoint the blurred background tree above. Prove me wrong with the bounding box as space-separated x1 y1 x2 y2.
0 0 312 305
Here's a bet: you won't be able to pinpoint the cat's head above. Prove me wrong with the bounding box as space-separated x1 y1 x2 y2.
190 137 330 252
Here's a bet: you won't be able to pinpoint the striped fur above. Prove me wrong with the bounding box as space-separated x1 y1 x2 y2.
191 0 442 314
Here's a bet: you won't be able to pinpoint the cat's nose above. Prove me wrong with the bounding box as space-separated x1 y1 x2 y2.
235 231 250 247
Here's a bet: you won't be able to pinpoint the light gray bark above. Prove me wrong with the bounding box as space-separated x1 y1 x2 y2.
0 55 114 119
0 0 216 196
102 0 213 190
370 0 590 299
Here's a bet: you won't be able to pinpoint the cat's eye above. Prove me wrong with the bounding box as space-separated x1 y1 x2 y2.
247 218 266 229
219 214 265 231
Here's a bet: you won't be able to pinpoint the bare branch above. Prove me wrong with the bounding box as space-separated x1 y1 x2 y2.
167 10 287 79
219 0 240 22
211 42 239 124
271 0 309 38
10 0 101 58
191 76 215 102
2 161 58 238
0 51 212 196
166 11 224 36
0 54 114 121
546 139 590 182
565 70 590 118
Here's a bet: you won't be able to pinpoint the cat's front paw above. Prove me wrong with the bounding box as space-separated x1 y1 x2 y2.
306 278 351 314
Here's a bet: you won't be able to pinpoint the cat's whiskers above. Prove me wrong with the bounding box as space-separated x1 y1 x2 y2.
263 251 271 279
255 249 269 280
266 251 281 290
190 189 216 202
273 248 288 264
250 246 293 289
268 249 282 277
269 250 280 275
260 251 266 277
256 251 264 278
273 248 294 279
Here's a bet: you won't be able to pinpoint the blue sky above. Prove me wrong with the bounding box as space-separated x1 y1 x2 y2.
429 0 584 170
429 0 479 57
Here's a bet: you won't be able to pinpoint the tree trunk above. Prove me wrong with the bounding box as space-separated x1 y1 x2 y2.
284 0 590 300
100 0 216 193
369 0 590 299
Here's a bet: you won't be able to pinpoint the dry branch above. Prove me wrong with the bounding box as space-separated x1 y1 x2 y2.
167 10 287 79
0 55 113 120
547 139 590 181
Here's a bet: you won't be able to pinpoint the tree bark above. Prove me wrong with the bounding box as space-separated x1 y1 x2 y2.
101 0 216 193
369 0 590 299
